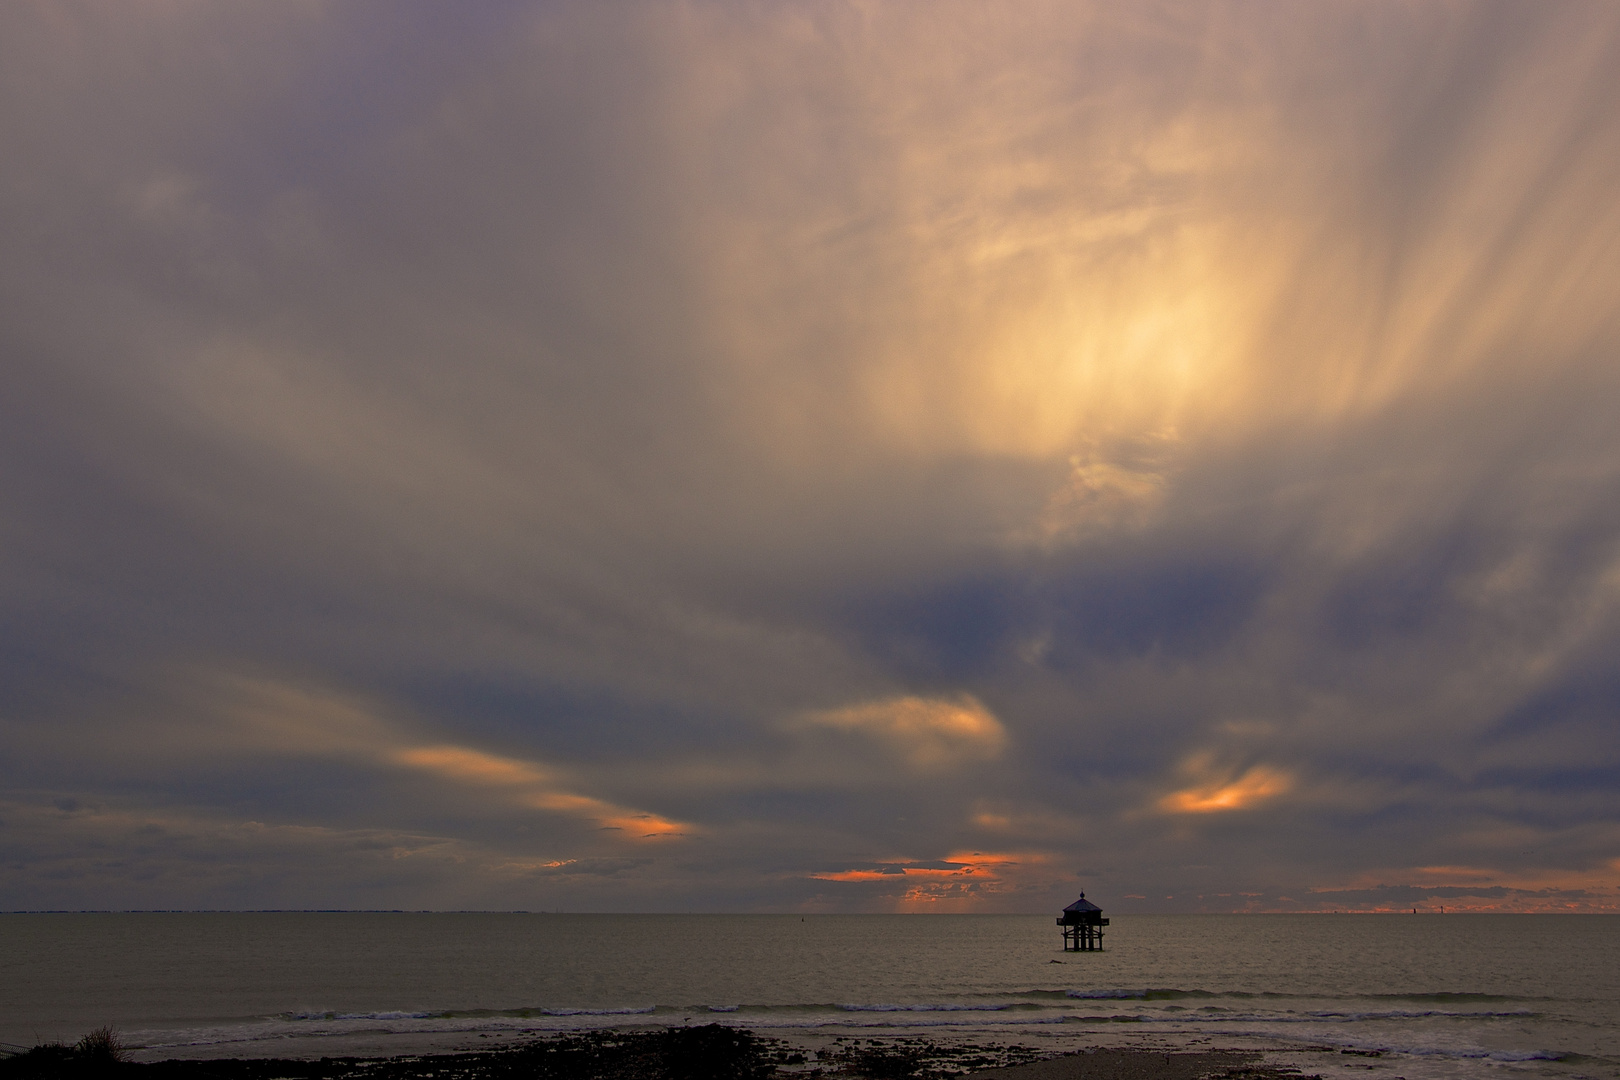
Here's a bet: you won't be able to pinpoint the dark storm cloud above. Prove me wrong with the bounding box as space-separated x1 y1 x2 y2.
2 1 1619 912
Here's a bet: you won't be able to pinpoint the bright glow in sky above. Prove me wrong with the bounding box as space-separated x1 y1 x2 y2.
2 1 1619 913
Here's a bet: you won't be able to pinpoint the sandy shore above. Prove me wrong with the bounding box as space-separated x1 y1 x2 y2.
0 1026 1323 1080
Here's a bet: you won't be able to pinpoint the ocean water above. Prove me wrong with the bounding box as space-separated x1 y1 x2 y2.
1 914 1616 1080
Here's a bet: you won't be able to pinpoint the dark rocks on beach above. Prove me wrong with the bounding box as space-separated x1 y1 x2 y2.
0 1028 757 1080
2 1028 766 1080
0 1029 1317 1080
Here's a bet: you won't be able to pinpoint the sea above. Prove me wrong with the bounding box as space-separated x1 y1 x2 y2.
1 913 1616 1080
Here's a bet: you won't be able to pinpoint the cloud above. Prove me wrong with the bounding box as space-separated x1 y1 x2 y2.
392 745 551 788
1 1 1619 911
1031 453 1171 545
90 671 693 843
800 694 1007 770
1159 767 1293 815
1157 753 1294 814
391 744 687 837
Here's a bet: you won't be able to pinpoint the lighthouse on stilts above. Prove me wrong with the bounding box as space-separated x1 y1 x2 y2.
1057 892 1108 951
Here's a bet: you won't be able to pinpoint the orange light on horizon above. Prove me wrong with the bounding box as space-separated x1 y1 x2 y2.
809 865 994 882
808 850 1047 883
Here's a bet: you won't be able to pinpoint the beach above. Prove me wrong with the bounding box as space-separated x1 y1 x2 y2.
1 1026 1318 1080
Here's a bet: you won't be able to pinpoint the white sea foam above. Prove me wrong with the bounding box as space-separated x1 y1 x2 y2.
838 1003 1010 1012
541 1006 656 1016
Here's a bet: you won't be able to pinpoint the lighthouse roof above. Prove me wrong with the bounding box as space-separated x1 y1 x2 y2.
1063 893 1102 913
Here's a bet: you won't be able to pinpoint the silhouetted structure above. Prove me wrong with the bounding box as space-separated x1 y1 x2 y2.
1057 892 1107 951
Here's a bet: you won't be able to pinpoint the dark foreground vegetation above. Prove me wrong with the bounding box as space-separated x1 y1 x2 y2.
0 1027 1314 1080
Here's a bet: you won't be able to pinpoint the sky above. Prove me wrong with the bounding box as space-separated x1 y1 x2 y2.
2 1 1619 914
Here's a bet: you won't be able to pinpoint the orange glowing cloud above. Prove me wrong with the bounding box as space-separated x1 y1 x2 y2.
204 676 691 840
392 745 551 786
390 744 687 838
523 791 685 837
1159 759 1293 814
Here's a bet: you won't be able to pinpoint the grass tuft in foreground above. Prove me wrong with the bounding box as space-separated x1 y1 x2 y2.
1 1026 129 1078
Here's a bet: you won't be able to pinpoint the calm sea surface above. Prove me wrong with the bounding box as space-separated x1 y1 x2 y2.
1 914 1616 1080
